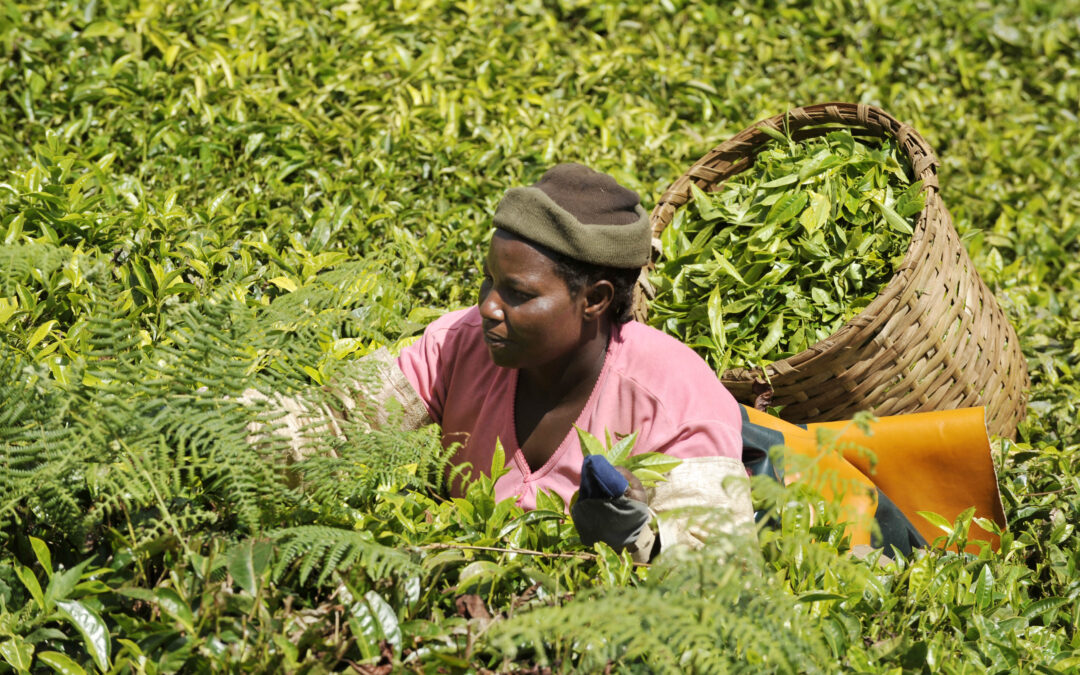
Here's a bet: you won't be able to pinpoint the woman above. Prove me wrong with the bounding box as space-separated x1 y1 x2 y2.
252 164 1004 560
245 164 754 561
390 163 754 560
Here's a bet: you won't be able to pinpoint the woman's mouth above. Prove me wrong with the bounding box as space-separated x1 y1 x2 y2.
483 331 510 346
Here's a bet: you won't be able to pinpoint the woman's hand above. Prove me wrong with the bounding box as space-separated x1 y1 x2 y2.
614 465 647 503
571 455 656 562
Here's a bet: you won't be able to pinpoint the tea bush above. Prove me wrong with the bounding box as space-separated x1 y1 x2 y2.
1 0 1078 672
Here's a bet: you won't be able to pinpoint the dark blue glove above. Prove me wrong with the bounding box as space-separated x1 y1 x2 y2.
579 454 629 499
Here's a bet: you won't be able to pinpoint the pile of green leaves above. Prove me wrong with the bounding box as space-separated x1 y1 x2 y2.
1 0 1079 672
649 129 925 372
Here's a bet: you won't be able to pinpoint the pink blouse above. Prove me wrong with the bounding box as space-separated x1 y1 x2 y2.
396 306 742 510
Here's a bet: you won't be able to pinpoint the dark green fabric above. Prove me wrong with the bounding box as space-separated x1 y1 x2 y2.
533 163 642 226
872 488 928 557
740 406 785 525
492 164 652 268
739 406 785 484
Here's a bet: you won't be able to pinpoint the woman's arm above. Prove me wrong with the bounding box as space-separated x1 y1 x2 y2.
571 432 754 563
321 347 433 431
646 456 754 555
239 347 432 463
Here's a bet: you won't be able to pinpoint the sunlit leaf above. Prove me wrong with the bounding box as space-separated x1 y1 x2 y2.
56 601 110 672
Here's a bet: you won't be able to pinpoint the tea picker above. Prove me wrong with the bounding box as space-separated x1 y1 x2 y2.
247 159 1010 560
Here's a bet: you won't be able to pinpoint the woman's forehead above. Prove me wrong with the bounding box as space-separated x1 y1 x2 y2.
487 230 560 278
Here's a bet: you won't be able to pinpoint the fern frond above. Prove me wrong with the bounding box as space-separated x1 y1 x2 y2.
270 525 416 586
294 416 451 511
1 254 438 564
0 243 70 295
0 354 82 538
488 539 832 674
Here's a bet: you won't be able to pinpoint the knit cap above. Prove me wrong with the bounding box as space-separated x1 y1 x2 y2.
492 163 652 268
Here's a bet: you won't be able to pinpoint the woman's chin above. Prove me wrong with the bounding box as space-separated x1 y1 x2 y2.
485 343 519 368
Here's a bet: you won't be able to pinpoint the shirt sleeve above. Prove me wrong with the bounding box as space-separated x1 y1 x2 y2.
650 418 743 461
395 309 472 424
327 347 432 430
640 414 751 558
647 456 755 553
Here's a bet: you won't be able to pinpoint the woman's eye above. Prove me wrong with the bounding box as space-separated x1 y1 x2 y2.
506 287 532 302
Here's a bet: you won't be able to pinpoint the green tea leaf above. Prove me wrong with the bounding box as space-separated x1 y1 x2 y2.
56 601 110 672
490 438 511 482
690 183 723 221
711 252 747 285
756 312 785 359
349 590 404 661
497 510 566 539
43 560 90 610
363 591 402 652
0 638 33 672
916 511 954 534
973 564 994 608
1022 597 1069 620
798 151 842 182
29 537 52 578
893 181 926 217
624 453 683 479
26 320 56 349
228 539 271 597
757 123 788 142
575 427 607 458
607 431 640 466
456 561 505 591
707 286 725 356
37 651 87 675
14 565 44 611
760 174 800 189
873 199 914 235
800 192 831 233
766 191 808 226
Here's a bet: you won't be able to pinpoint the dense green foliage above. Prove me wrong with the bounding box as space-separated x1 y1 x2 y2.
649 130 923 372
1 0 1078 672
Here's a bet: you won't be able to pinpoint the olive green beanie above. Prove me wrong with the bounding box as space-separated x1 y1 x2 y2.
492 163 652 268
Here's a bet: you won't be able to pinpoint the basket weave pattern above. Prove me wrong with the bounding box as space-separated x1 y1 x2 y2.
643 103 1029 438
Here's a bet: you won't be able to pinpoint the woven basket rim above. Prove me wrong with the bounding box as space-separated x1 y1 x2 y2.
648 102 942 385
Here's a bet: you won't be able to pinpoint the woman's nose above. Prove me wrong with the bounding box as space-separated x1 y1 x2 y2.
478 287 505 322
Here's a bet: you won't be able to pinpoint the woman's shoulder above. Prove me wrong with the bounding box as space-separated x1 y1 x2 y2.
610 320 737 412
414 306 484 347
613 321 717 376
425 305 483 332
398 306 485 372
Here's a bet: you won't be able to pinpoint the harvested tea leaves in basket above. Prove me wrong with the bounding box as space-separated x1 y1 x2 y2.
649 129 924 374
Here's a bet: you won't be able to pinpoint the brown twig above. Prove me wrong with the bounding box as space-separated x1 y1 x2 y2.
1026 487 1075 497
418 542 650 567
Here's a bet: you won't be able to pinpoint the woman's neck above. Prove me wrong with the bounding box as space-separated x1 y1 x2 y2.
518 318 612 402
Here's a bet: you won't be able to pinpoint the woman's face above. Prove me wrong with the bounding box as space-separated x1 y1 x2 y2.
478 230 590 369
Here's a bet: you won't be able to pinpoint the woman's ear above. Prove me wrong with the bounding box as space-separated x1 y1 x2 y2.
582 280 615 321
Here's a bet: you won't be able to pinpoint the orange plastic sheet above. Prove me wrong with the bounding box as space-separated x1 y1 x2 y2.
743 406 1007 553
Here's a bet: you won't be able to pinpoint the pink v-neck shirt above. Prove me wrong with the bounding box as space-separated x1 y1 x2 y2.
396 306 742 510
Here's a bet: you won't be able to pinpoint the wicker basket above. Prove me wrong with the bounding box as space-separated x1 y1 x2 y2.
639 102 1029 438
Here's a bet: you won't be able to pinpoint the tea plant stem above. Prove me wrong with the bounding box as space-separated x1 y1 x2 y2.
1026 487 1075 497
418 542 650 567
